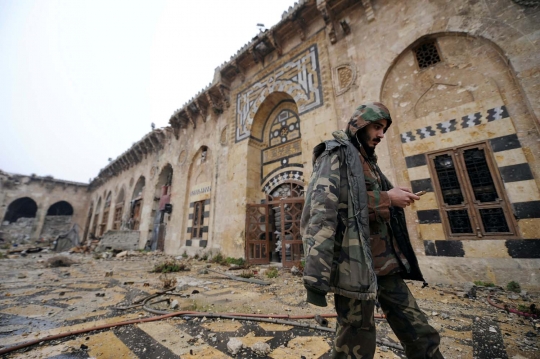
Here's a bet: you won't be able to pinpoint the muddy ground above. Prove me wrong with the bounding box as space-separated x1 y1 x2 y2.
0 251 538 359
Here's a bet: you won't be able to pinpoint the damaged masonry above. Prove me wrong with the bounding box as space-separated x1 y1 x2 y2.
1 0 540 357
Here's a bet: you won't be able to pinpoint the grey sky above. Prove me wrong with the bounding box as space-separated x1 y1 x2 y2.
0 0 296 183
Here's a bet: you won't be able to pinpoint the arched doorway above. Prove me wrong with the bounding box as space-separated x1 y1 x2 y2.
113 188 125 230
146 164 173 251
130 176 145 230
83 202 94 241
100 192 112 236
0 197 37 244
183 147 212 249
41 201 74 242
245 94 305 267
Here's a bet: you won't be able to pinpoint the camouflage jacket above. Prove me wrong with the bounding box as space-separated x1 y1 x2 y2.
301 131 377 306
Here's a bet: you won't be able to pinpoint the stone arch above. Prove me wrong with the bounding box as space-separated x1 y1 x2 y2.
41 201 73 240
83 201 94 241
91 197 102 237
375 19 538 119
182 146 213 249
130 176 145 230
3 197 38 223
146 164 174 251
47 201 74 216
380 31 540 245
0 197 37 244
246 93 303 204
112 187 126 230
99 192 112 236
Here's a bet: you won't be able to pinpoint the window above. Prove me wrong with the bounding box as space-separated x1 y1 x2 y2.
112 204 123 230
428 142 516 239
414 40 441 69
191 201 205 239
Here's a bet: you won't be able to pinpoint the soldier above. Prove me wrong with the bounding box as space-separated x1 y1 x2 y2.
301 102 443 358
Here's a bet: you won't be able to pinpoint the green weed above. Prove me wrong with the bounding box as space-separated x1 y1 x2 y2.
507 281 521 293
266 267 279 278
152 259 186 273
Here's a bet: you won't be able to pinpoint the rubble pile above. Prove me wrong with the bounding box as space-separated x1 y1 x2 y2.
0 250 538 358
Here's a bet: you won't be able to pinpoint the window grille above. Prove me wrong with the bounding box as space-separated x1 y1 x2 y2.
191 200 205 239
414 41 441 69
428 142 515 239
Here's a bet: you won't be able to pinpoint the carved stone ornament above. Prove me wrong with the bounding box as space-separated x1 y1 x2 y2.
333 64 356 96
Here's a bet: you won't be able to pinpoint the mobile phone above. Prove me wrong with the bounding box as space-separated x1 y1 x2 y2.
415 190 426 196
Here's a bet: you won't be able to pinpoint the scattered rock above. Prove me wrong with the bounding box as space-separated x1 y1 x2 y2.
251 341 271 356
170 300 179 309
227 338 244 355
291 266 300 276
116 251 128 258
17 273 27 279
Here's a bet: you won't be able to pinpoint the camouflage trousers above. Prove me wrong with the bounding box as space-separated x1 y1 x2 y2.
333 274 444 359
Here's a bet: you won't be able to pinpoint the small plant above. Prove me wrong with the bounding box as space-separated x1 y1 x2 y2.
517 304 532 314
507 281 521 293
266 267 279 278
181 250 188 259
225 257 245 266
239 270 254 278
152 259 186 273
1 243 10 250
474 281 495 287
210 252 225 264
159 274 177 289
0 252 6 259
194 253 199 260
201 253 208 261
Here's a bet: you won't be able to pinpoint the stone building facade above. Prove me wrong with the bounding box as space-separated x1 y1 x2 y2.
0 171 89 245
2 0 539 285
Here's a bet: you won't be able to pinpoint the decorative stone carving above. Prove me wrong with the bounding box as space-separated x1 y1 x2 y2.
235 45 323 142
316 0 336 44
333 64 356 96
361 0 375 22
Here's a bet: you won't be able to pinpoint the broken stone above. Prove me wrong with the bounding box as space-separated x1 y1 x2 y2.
105 271 113 277
227 338 244 355
251 341 271 356
463 282 476 298
17 273 27 279
116 251 128 258
291 266 300 275
170 300 179 309
95 293 105 297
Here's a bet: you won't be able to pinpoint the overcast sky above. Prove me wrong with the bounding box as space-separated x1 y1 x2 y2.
0 0 297 183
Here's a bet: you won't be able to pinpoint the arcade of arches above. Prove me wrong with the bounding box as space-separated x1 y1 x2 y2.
1 1 539 282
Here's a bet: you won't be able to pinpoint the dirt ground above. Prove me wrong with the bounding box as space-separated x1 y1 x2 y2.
0 251 538 359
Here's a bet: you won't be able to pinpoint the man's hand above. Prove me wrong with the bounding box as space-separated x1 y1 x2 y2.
388 187 420 208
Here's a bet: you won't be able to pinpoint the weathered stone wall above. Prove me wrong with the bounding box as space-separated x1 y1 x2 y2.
4 1 539 283
40 216 73 241
95 230 140 252
0 172 90 243
0 217 34 244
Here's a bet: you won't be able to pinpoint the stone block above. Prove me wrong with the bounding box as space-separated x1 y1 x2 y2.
95 231 140 252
